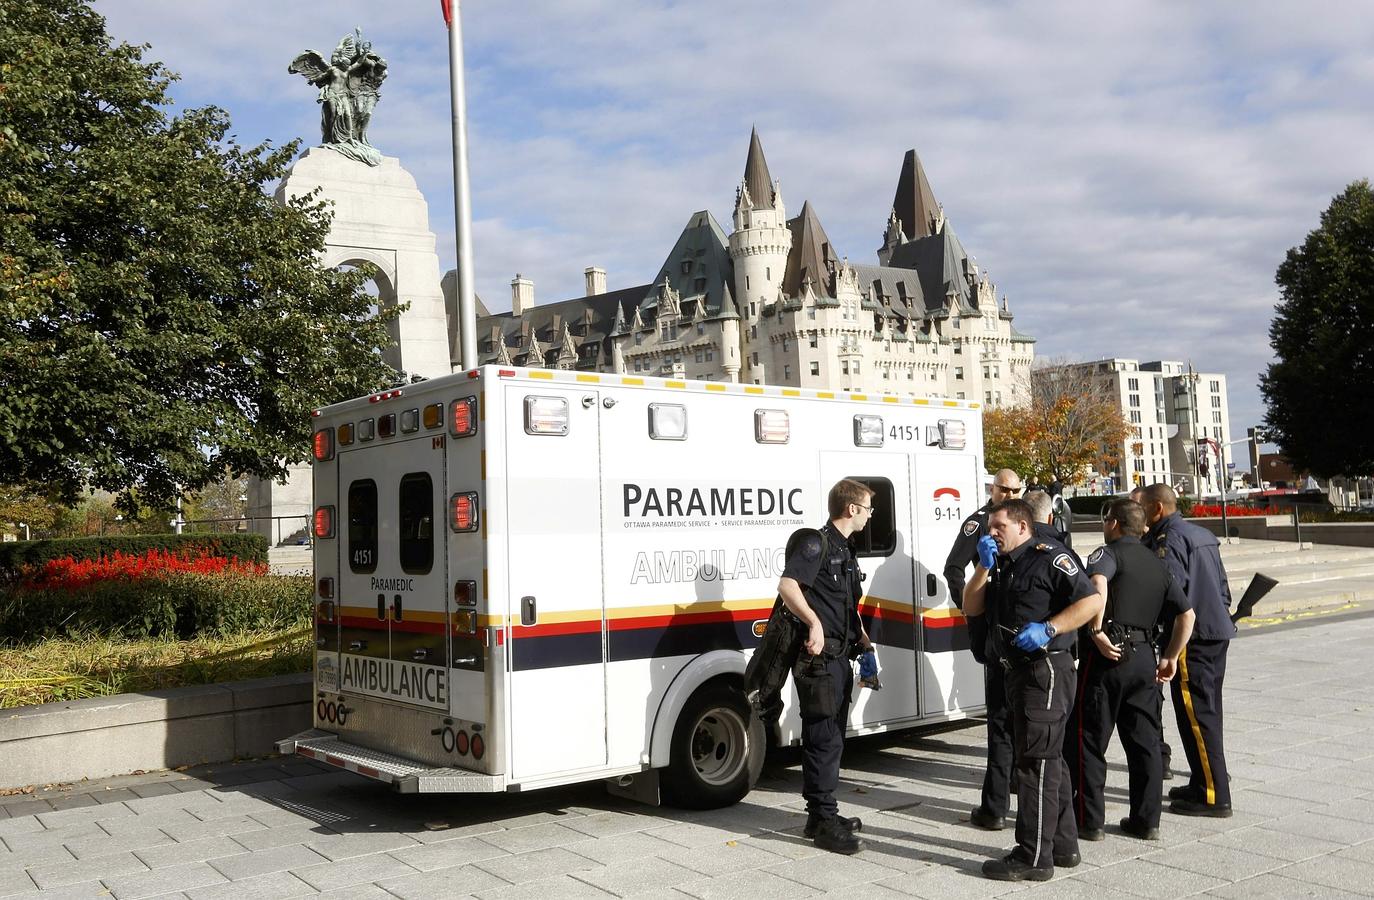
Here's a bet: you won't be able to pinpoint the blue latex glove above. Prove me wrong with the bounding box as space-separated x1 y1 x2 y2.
858 648 881 690
976 535 998 570
1013 621 1053 652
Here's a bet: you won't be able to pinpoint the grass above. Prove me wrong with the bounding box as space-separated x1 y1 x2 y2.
0 627 312 709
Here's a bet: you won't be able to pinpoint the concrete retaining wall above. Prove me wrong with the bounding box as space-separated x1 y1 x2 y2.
0 673 312 790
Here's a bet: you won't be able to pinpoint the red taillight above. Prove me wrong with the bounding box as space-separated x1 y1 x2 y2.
450 492 479 532
312 428 335 461
318 577 334 600
451 397 477 438
313 505 335 538
455 730 470 755
470 733 485 760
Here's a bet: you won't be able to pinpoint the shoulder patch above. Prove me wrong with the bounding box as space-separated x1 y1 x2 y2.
1157 547 1167 559
799 535 823 561
962 519 979 537
1087 547 1105 565
1052 552 1079 576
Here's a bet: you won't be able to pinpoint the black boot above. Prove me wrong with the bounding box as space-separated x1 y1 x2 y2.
982 852 1053 882
803 812 862 838
812 816 864 854
969 807 1007 830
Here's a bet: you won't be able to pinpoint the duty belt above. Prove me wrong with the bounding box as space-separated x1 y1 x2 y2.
1107 624 1153 644
997 648 1070 673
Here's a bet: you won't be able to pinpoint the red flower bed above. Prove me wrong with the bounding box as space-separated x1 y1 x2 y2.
23 549 268 591
1189 505 1281 518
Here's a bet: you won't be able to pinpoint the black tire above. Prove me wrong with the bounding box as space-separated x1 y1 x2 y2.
662 680 765 809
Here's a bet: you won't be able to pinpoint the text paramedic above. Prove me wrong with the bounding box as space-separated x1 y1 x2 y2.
622 484 804 519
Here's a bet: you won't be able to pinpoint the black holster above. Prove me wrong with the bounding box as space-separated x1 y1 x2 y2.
744 599 803 720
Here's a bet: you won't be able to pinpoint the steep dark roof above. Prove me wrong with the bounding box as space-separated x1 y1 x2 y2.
476 283 650 368
891 149 940 240
641 210 738 320
742 127 775 208
851 264 925 319
884 224 977 314
782 201 838 298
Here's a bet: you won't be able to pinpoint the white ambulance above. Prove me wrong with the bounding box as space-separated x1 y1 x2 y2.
278 365 987 807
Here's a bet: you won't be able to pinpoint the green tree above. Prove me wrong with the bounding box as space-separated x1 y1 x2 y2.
0 0 400 512
1262 180 1374 478
984 367 1130 486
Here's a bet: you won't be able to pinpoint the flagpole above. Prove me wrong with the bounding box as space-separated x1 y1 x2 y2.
444 0 478 370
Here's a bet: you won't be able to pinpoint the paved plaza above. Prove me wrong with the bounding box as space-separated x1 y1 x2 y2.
3 607 1373 899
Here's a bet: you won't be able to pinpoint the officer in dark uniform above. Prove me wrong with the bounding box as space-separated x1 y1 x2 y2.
777 478 874 854
1025 490 1081 567
1065 499 1196 842
1138 483 1236 817
944 469 1023 831
964 499 1104 882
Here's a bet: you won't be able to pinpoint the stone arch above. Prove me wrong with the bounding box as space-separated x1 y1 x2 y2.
325 247 403 371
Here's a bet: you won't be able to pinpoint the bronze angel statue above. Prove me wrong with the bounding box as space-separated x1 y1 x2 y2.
289 29 389 166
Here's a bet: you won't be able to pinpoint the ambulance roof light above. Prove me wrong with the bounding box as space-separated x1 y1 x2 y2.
754 409 790 444
937 418 967 450
648 403 687 441
524 395 569 435
451 396 478 438
853 415 884 448
450 492 480 533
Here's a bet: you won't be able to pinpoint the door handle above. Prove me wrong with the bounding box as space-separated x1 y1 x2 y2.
392 594 403 621
376 594 386 620
412 648 429 661
349 639 367 651
520 595 537 626
926 574 938 597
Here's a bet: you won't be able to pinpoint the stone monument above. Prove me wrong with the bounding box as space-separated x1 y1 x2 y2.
249 30 455 548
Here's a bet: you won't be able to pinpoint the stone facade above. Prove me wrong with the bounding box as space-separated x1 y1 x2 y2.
463 130 1035 406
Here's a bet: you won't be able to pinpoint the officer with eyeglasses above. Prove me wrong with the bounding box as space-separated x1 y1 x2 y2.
944 469 1022 831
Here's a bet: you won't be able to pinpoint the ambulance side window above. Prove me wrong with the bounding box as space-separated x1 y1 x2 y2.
348 480 378 573
398 472 434 574
846 476 896 558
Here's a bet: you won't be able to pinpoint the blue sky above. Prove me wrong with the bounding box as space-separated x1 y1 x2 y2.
98 1 1374 453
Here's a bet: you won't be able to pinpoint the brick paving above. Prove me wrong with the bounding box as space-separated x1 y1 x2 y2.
2 606 1372 898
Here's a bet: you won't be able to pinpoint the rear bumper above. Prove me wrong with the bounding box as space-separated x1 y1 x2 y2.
277 729 506 794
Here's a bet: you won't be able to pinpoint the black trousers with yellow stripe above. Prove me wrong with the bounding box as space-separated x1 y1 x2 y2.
1169 639 1229 807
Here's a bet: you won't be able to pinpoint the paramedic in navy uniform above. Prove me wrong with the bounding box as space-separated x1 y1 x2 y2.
964 499 1103 882
944 469 1023 831
777 478 874 855
1138 483 1236 817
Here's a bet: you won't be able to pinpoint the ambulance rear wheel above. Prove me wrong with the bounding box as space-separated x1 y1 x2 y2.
663 682 764 809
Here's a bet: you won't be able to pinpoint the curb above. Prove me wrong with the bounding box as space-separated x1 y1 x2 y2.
0 673 312 791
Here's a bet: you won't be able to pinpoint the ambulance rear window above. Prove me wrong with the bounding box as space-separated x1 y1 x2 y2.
348 480 378 573
398 472 434 574
846 476 896 558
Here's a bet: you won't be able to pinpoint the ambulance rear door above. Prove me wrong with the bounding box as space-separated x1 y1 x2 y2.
336 430 450 711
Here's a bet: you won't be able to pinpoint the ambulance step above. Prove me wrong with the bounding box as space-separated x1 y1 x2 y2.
277 729 505 794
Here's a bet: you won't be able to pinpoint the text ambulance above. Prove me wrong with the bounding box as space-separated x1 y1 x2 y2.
278 365 986 807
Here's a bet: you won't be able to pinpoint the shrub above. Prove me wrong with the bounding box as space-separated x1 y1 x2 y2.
0 534 268 579
0 572 311 643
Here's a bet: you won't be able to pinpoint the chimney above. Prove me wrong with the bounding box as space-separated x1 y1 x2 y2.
584 266 607 296
511 274 534 316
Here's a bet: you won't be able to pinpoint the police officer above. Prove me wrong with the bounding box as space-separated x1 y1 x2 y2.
964 499 1103 882
1138 483 1236 817
945 469 1023 831
1025 490 1079 566
777 478 874 854
1065 499 1196 841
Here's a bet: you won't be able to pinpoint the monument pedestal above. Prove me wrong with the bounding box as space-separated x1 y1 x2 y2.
252 148 455 547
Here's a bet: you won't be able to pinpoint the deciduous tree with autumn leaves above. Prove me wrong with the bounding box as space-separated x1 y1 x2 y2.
984 365 1132 486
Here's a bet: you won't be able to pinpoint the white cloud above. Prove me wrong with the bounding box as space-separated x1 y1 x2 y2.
95 0 1374 445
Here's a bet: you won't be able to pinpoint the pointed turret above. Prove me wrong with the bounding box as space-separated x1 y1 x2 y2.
783 201 838 299
743 126 775 210
891 149 940 240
